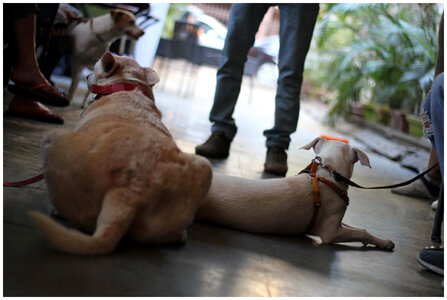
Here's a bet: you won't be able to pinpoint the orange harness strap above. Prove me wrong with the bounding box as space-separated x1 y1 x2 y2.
299 160 350 233
306 175 321 233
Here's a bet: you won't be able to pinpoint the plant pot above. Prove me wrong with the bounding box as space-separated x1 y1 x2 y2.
377 106 390 126
406 115 424 137
350 102 363 118
362 103 375 121
389 110 408 133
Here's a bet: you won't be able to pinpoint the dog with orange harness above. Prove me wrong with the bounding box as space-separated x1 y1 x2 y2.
197 136 395 250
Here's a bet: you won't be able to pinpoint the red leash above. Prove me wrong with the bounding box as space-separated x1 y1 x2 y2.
4 173 44 187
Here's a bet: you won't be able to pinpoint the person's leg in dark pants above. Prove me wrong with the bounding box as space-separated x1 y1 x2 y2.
263 4 319 175
196 4 269 158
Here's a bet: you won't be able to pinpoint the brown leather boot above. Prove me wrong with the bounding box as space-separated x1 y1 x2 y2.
264 147 288 176
195 131 232 159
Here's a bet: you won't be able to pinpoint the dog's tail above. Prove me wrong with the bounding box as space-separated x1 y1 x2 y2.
29 188 138 255
28 211 121 255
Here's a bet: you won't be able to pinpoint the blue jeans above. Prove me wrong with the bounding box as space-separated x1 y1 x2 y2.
422 72 444 179
209 4 319 149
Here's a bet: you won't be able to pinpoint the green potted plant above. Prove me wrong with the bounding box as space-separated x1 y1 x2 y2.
376 105 390 126
406 114 424 137
362 103 376 121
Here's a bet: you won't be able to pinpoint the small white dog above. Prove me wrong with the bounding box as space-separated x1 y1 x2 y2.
67 9 145 103
197 137 395 250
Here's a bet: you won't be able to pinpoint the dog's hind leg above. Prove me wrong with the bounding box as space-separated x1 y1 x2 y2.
320 223 395 250
341 222 361 230
30 188 141 255
143 229 188 246
129 220 189 246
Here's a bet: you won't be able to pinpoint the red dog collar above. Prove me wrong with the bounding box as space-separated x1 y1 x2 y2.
90 83 151 99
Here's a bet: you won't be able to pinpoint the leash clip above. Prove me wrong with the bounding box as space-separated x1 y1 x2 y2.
313 156 337 176
312 156 322 165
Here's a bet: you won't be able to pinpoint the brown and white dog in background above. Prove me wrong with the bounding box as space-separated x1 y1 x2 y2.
29 52 212 255
67 9 145 104
197 137 395 250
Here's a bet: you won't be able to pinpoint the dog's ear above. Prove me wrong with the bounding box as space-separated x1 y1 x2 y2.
110 9 124 20
145 68 160 86
101 52 116 74
352 147 371 168
300 137 324 151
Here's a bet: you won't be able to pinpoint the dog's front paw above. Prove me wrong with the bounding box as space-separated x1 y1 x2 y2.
378 239 395 250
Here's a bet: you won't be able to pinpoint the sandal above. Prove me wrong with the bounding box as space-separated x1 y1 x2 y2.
5 96 64 124
7 83 69 107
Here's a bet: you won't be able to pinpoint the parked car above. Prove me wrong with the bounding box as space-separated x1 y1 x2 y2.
250 35 279 86
195 14 227 50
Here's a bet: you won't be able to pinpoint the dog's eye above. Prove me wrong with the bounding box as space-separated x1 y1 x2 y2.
129 20 135 25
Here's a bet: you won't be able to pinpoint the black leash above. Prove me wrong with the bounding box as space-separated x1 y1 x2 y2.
312 156 439 190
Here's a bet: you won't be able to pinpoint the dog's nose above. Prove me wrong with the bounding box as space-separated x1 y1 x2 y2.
86 74 90 80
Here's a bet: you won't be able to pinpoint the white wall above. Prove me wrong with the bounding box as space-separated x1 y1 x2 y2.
134 3 170 68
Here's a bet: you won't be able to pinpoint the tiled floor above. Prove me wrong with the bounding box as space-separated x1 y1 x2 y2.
3 61 443 296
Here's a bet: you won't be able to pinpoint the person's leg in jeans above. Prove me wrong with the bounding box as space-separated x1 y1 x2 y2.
392 12 443 201
263 4 319 175
195 4 269 159
422 73 444 178
417 72 444 276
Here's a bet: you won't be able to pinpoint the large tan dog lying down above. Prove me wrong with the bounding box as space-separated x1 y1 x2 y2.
29 52 212 255
196 137 395 250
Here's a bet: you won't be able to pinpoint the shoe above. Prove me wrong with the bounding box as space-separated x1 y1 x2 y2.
5 96 64 124
264 147 288 176
417 247 444 275
7 83 69 107
195 131 232 159
432 200 438 211
391 174 440 200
